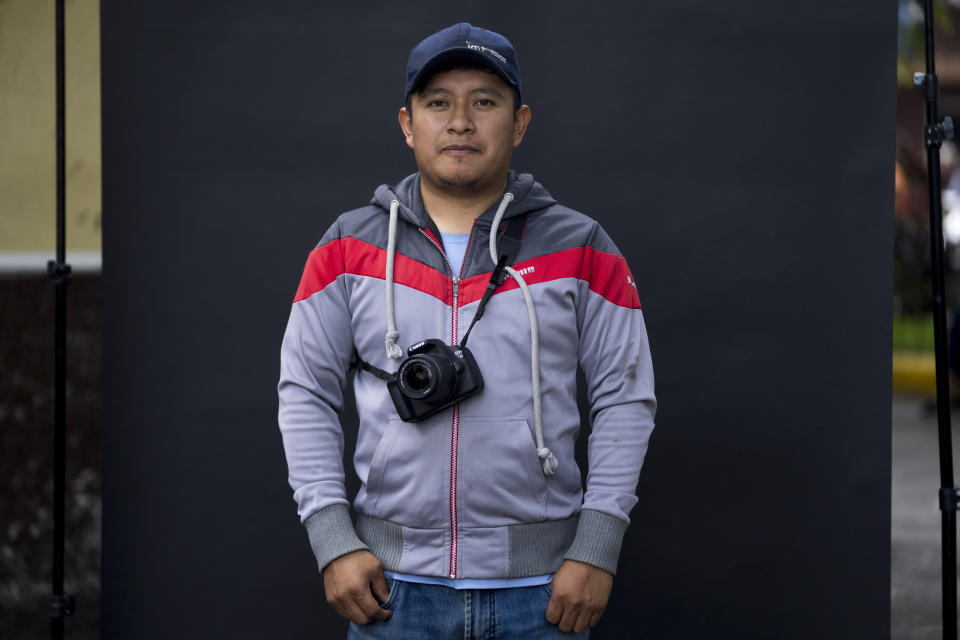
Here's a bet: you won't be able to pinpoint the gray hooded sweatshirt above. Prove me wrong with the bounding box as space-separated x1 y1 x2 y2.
278 170 656 580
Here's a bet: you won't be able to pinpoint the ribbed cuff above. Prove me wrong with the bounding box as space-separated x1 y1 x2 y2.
303 503 370 573
562 509 628 576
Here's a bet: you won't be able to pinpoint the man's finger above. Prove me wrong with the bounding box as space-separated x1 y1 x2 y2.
557 601 579 633
544 591 563 625
371 572 391 604
355 587 391 622
573 609 593 634
341 597 372 627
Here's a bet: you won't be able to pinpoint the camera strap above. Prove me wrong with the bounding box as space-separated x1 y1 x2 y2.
351 348 393 382
459 212 529 349
351 212 529 378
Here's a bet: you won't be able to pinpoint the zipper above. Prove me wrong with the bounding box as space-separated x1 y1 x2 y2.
448 273 460 579
418 222 476 579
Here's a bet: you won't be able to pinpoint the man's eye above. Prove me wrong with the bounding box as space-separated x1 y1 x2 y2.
427 99 447 108
475 99 494 107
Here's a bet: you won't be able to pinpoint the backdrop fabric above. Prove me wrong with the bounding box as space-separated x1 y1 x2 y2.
102 2 895 637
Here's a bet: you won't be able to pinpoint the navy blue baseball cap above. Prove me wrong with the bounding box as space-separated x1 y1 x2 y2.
404 23 522 103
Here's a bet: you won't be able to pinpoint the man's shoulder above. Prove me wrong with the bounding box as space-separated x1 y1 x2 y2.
315 204 385 248
527 202 619 254
536 201 595 225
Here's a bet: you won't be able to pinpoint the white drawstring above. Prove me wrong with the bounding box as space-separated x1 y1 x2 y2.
384 199 403 360
489 194 557 476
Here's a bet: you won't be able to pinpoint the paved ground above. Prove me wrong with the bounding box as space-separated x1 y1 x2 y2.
892 396 960 639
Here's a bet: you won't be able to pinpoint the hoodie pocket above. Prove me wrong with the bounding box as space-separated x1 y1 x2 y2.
457 416 549 526
365 415 452 528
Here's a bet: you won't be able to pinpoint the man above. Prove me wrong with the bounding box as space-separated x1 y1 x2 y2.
278 22 656 638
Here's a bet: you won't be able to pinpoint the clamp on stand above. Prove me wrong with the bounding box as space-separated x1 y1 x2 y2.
940 486 960 513
47 260 72 285
915 74 955 150
49 594 75 619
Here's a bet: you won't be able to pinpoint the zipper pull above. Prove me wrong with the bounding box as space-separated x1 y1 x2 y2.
452 276 460 296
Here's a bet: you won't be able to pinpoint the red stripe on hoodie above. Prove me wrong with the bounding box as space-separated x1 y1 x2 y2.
457 246 642 309
294 237 345 303
293 237 450 303
294 238 641 309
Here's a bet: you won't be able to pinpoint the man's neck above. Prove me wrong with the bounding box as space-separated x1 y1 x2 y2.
420 175 508 234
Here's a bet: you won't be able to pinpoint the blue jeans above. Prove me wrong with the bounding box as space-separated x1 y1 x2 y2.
347 579 590 639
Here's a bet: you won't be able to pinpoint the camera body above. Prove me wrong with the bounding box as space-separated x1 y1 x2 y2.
387 338 484 422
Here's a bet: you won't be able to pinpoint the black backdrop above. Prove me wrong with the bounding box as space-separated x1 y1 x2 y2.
101 2 895 637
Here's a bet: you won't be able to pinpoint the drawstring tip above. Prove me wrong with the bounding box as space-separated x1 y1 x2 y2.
385 332 402 360
537 447 558 476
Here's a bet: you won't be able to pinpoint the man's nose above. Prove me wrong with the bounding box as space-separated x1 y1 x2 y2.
447 102 474 134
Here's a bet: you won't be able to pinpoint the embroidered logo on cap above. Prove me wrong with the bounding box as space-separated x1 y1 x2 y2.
465 40 507 64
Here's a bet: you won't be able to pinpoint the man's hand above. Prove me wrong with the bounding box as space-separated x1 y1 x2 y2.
545 559 613 633
322 550 392 626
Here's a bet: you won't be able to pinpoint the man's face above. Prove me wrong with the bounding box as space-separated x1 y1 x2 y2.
399 67 531 194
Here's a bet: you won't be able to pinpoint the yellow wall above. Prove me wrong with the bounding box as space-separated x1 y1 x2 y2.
0 0 101 252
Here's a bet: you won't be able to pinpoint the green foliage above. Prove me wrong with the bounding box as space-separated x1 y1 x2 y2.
893 314 936 352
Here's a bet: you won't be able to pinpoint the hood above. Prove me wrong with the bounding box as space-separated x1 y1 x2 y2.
371 170 557 232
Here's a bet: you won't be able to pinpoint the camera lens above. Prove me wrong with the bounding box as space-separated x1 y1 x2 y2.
403 362 432 393
397 355 456 402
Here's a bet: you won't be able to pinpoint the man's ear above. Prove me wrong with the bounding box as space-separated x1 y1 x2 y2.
513 105 532 148
398 107 414 149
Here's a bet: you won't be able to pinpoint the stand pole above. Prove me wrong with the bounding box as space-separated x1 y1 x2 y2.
48 0 74 636
919 1 958 637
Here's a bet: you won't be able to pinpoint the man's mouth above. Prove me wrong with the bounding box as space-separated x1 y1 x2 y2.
442 145 480 155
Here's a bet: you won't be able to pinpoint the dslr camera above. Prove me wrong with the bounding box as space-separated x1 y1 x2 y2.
387 338 484 422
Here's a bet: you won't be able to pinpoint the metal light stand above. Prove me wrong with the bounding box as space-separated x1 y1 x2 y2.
47 0 75 637
917 0 959 637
